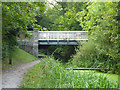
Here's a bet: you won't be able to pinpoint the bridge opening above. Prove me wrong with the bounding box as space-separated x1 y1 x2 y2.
38 45 77 62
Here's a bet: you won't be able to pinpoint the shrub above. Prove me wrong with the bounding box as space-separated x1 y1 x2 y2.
71 30 119 74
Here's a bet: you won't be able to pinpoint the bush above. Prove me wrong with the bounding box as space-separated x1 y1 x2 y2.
71 30 119 74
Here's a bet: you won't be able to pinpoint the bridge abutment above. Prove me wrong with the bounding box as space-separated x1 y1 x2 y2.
18 30 39 57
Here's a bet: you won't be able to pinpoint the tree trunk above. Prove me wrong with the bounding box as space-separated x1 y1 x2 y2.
9 54 12 65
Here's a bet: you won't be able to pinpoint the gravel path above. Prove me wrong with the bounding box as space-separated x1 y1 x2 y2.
2 60 40 88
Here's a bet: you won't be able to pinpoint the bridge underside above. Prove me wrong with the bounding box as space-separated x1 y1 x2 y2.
38 40 80 45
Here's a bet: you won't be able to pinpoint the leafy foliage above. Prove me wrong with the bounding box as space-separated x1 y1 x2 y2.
71 2 119 74
58 7 82 31
71 31 116 72
20 57 119 88
2 2 46 59
50 45 76 62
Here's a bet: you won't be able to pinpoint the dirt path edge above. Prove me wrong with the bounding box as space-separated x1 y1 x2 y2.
2 60 40 88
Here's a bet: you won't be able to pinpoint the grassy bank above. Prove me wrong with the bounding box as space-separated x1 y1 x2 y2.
73 70 119 83
95 71 119 82
20 56 119 88
65 64 119 83
2 48 38 70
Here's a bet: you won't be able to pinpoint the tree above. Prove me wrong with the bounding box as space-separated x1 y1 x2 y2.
74 2 119 74
2 2 46 64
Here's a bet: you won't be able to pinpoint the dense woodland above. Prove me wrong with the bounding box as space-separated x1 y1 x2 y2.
2 2 120 74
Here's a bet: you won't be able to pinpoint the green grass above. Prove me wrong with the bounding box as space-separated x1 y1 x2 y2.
73 70 119 84
20 56 119 88
95 71 119 82
2 48 38 70
65 61 119 83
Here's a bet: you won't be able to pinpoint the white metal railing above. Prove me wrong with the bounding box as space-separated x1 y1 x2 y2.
38 31 88 40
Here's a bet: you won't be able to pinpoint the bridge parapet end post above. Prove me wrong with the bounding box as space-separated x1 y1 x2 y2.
32 29 39 57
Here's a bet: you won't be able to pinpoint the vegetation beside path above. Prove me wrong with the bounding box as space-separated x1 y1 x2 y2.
2 48 37 70
20 56 119 88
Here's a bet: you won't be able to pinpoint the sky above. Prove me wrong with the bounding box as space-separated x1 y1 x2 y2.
47 0 62 7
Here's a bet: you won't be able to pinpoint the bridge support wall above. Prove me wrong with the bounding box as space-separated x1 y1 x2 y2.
18 30 38 57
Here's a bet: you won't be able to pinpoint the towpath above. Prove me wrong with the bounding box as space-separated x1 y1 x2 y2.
2 60 40 88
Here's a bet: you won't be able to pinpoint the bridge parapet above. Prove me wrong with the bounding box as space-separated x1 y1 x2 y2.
38 31 88 40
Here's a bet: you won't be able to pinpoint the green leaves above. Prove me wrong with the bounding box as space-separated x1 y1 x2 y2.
2 2 46 58
3 2 45 32
58 7 82 31
74 2 119 74
76 2 118 33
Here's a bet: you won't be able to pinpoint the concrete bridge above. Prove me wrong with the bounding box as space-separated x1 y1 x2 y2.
18 31 88 57
38 31 88 45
